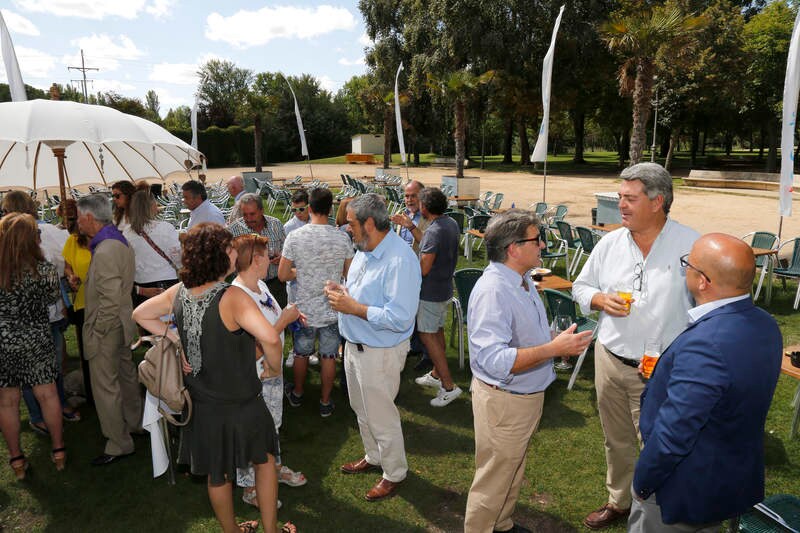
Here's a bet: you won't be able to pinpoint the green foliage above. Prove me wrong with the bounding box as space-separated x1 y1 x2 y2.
163 106 191 130
196 59 253 128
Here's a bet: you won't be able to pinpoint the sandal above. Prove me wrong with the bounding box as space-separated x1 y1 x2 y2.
279 465 307 487
52 447 66 471
242 489 282 509
9 454 28 481
281 522 297 533
238 520 259 533
29 421 49 436
62 408 81 422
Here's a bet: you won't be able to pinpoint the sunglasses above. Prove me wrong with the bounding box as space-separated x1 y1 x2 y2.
291 206 308 213
512 236 540 247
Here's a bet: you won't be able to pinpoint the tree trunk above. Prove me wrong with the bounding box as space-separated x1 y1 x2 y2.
701 129 707 156
660 129 670 158
383 107 393 169
629 60 655 165
518 116 531 166
758 127 765 161
724 131 733 156
690 126 699 167
502 116 513 164
665 128 680 171
572 109 586 164
254 113 263 172
454 99 467 179
767 116 778 173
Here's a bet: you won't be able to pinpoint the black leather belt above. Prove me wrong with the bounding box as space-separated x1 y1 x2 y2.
606 348 640 368
478 379 538 396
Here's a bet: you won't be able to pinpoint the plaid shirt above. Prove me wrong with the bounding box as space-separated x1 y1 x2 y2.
228 215 286 281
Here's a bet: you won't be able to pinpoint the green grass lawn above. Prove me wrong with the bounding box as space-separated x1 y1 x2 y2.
2 209 800 532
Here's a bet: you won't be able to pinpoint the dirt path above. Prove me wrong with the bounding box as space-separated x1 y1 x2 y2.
193 162 800 239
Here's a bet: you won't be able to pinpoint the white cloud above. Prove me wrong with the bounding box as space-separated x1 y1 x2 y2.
1 9 39 35
358 32 372 46
206 5 357 48
13 0 173 20
338 56 365 67
90 79 136 93
317 75 339 93
0 45 57 83
62 34 144 72
151 87 190 115
150 62 200 85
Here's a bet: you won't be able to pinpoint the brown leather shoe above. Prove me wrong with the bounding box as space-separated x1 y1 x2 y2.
340 458 381 475
365 478 401 501
582 503 630 530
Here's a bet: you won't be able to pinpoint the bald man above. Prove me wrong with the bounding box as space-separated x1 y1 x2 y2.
226 175 246 223
629 234 782 532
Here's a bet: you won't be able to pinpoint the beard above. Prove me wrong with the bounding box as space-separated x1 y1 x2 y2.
353 236 369 252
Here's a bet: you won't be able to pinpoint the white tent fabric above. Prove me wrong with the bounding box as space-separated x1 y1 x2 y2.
0 99 203 190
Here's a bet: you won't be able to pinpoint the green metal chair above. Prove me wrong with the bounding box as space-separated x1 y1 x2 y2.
555 220 581 275
774 238 800 309
741 231 778 301
532 202 548 217
738 494 800 532
541 288 598 390
571 226 602 277
540 225 569 278
450 268 483 369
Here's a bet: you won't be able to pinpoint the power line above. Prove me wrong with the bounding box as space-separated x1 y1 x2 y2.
68 49 98 103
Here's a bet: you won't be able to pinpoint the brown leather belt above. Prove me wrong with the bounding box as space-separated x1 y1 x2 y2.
606 347 640 368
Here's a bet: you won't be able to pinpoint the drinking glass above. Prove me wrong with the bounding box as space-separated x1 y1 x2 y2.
553 314 574 371
641 339 661 379
615 281 634 313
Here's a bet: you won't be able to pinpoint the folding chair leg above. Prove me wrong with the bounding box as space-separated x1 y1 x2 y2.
753 266 767 301
567 344 591 391
794 282 800 310
458 322 465 370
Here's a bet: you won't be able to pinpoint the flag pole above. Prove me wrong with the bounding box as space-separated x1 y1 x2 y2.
543 157 548 203
307 155 314 179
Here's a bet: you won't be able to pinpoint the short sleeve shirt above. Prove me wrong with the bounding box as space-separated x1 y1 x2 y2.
419 216 460 302
282 224 354 326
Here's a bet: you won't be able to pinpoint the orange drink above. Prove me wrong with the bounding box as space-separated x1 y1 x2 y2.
641 340 661 379
617 290 633 311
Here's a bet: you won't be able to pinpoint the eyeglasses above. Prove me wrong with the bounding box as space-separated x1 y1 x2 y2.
633 262 644 292
679 254 711 283
511 236 540 247
112 193 122 199
291 206 307 213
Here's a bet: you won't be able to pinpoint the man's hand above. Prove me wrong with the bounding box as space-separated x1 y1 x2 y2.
390 213 414 229
550 324 593 357
597 292 634 317
269 253 281 265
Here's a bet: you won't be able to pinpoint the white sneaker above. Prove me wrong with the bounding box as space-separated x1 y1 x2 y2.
430 385 463 407
285 352 295 368
415 371 441 388
309 354 320 365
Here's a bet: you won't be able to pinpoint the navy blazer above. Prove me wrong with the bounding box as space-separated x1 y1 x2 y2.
633 298 782 525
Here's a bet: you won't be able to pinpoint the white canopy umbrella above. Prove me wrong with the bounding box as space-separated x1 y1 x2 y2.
0 99 204 200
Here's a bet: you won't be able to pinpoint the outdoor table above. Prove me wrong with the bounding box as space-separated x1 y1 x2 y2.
778 345 800 439
448 196 480 207
752 247 778 305
535 273 572 292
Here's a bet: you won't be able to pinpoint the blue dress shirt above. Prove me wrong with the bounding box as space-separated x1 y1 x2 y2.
338 230 421 348
468 262 555 393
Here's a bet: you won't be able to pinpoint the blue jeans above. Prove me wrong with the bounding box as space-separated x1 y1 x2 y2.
23 318 68 424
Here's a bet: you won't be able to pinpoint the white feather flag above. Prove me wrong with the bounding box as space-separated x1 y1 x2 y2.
394 63 406 164
780 9 800 217
0 11 26 102
531 5 565 163
286 79 309 157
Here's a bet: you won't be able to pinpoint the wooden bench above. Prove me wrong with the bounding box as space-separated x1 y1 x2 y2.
433 157 469 168
345 153 378 164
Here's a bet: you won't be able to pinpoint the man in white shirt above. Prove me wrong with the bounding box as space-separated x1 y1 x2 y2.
284 189 310 235
572 163 699 530
182 180 225 228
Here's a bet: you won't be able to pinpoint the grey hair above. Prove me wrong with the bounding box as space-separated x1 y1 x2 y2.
620 162 673 215
77 193 113 225
485 209 541 263
348 193 390 231
238 192 263 211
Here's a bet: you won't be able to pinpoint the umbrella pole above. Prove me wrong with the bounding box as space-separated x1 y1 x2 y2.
53 148 67 201
307 156 314 180
779 215 784 241
542 158 548 203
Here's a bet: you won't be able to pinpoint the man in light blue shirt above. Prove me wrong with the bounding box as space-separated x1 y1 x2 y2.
464 210 592 533
326 193 420 503
182 180 225 228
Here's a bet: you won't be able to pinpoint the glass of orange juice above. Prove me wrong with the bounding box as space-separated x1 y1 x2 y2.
641 339 661 379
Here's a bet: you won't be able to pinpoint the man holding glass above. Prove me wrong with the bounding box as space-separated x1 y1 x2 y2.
572 163 699 530
465 210 593 533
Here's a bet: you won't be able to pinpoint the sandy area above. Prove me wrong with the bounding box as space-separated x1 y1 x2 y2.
192 162 800 239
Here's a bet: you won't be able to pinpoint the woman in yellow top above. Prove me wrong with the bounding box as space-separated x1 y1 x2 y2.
60 200 93 406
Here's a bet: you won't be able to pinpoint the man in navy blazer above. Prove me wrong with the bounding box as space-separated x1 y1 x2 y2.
630 233 782 532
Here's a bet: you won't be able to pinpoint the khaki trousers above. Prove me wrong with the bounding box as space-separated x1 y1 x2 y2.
464 377 545 533
628 488 722 533
87 326 142 456
344 340 409 483
594 342 645 509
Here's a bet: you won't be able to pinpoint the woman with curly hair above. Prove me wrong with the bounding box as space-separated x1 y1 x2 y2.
110 180 136 231
0 213 66 479
133 223 297 533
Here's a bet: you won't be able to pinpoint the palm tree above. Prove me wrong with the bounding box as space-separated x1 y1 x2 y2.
602 4 705 165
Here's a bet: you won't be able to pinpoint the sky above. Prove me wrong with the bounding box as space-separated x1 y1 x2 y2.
0 0 372 116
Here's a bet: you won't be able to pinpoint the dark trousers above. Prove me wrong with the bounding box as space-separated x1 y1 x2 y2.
67 307 93 405
266 277 288 309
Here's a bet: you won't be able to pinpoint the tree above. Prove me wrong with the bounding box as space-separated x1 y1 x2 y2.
163 106 191 130
196 59 252 128
97 92 148 118
144 90 161 122
603 3 705 165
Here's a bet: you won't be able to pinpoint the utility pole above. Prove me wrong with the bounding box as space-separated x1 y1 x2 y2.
68 49 98 103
